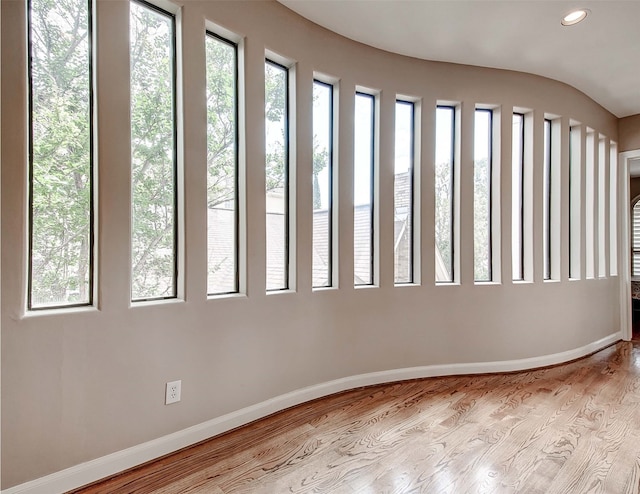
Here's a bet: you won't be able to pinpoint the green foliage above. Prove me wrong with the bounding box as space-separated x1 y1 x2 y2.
312 145 329 210
434 157 453 279
474 157 491 281
206 36 236 209
206 35 238 293
30 0 91 307
312 82 331 211
265 62 287 194
130 3 176 300
434 156 491 282
29 2 309 303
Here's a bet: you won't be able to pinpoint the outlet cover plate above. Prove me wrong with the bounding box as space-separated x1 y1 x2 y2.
165 380 181 405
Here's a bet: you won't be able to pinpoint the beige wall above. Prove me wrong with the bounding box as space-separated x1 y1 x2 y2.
630 178 640 203
1 0 623 489
619 114 640 152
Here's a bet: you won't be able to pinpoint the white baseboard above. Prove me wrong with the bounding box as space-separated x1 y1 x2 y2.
2 332 621 494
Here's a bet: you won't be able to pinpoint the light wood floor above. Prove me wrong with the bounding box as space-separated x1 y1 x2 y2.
70 340 640 494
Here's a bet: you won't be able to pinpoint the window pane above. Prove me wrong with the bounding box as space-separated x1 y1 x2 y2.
265 61 288 291
633 203 640 253
634 202 640 276
206 33 238 295
435 106 454 282
610 143 618 276
130 1 177 301
598 137 606 278
474 109 492 281
512 113 524 281
354 93 374 286
313 81 333 288
543 119 551 280
569 126 581 279
29 0 93 309
394 101 414 284
585 129 595 279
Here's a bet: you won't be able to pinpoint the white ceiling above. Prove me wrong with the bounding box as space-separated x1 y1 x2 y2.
278 0 640 118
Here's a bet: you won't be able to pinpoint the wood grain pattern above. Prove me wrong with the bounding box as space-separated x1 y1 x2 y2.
69 340 640 494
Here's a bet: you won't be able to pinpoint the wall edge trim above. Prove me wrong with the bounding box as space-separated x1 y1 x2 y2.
2 331 621 494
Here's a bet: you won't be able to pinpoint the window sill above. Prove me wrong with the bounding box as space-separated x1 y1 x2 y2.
266 288 296 296
354 284 378 290
312 286 338 293
23 305 99 319
131 297 184 308
208 292 246 302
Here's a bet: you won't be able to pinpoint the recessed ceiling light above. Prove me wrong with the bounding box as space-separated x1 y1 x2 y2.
561 9 589 26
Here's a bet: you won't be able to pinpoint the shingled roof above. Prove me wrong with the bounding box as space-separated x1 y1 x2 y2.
207 172 450 292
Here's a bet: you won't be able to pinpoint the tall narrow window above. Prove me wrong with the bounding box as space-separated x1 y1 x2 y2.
585 129 595 279
354 92 375 286
394 100 414 284
206 33 238 295
312 80 333 288
435 106 455 282
610 142 618 276
130 2 177 301
28 0 94 309
512 113 524 281
633 201 640 276
569 126 581 279
265 60 289 291
598 137 607 278
474 109 493 282
543 119 552 280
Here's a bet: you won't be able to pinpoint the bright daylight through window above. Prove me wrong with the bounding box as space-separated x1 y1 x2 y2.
394 101 414 284
312 80 333 288
512 113 524 281
354 92 375 286
609 143 617 276
28 0 94 309
598 136 607 278
569 125 581 279
474 109 493 282
585 129 595 279
265 60 289 291
130 1 177 301
633 202 640 276
435 106 455 283
206 32 239 295
543 119 552 280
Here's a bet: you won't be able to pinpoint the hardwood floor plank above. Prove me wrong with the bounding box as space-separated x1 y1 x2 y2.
621 456 640 494
69 341 640 494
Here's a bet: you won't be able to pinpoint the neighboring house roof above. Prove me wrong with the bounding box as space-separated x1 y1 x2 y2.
353 204 373 285
207 172 452 291
207 207 236 293
266 210 287 290
312 209 330 287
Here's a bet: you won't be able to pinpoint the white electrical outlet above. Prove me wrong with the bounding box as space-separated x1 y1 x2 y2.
165 380 181 405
